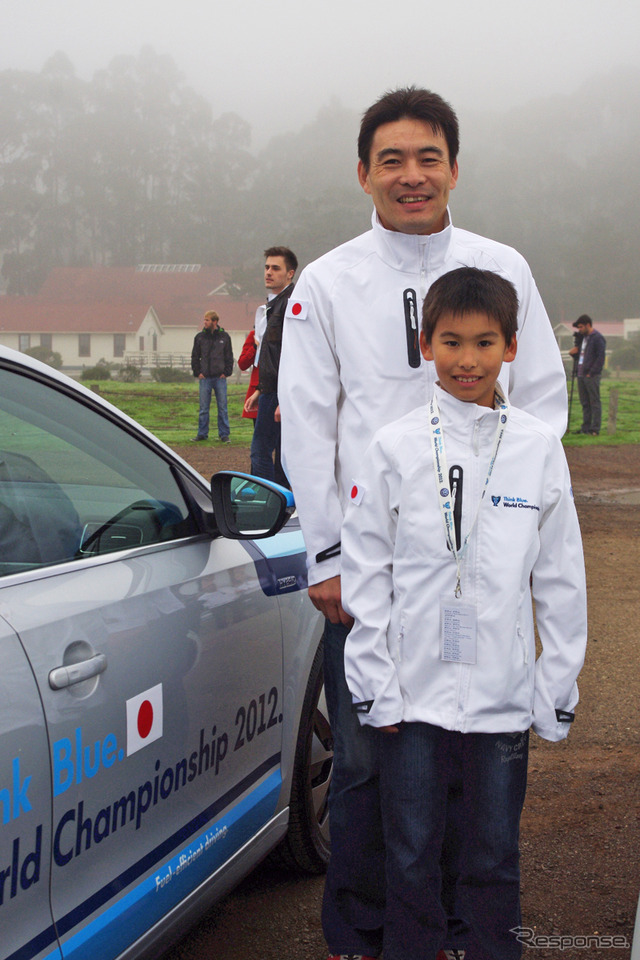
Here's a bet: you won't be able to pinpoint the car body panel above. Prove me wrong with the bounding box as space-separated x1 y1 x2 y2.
3 539 283 960
0 346 325 960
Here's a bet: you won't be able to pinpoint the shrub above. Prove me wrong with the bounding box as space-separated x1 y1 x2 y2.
118 363 142 382
151 367 193 383
81 362 112 381
609 341 640 372
24 345 63 369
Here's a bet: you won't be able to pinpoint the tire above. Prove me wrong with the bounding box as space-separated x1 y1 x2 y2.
272 641 332 874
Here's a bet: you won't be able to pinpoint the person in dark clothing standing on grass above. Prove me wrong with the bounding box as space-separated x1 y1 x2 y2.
244 246 297 485
569 314 606 435
190 310 234 443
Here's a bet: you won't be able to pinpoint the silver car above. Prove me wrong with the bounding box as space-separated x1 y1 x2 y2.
0 347 332 960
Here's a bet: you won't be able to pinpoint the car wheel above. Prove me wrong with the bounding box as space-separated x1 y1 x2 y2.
273 641 332 874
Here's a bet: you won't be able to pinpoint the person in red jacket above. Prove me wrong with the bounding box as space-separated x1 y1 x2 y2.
238 330 259 426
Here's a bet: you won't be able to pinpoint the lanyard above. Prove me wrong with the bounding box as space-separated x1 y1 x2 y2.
429 390 510 598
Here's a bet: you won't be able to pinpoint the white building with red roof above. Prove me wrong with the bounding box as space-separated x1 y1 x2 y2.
0 265 262 372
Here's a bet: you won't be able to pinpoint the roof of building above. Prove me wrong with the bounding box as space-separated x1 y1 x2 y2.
0 266 262 333
0 298 155 334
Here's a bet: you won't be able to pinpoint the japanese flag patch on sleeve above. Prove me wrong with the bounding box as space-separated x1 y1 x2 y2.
285 299 309 321
350 482 365 506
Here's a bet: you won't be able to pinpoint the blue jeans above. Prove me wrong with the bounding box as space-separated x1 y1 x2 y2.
250 392 288 487
380 722 529 960
321 619 385 957
197 376 229 440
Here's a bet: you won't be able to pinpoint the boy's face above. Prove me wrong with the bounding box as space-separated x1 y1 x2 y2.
420 311 517 408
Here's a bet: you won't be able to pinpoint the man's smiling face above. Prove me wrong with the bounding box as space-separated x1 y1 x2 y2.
357 117 458 236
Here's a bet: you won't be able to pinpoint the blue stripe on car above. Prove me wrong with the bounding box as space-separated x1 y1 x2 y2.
9 759 281 960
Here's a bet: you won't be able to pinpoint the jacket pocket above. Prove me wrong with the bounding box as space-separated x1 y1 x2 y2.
389 613 407 663
516 622 529 666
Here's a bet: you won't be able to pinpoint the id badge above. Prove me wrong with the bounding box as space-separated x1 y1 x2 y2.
440 597 477 664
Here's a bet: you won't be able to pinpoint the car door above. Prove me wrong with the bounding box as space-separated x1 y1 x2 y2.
0 617 60 960
0 359 284 960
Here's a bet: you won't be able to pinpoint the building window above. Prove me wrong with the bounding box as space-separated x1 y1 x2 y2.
40 334 52 350
152 333 158 352
19 334 31 352
79 334 91 357
139 336 145 352
114 334 125 358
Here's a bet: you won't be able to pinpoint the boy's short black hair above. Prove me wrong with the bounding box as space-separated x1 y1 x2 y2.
422 267 519 344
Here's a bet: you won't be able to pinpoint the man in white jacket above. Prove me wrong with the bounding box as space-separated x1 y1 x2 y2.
278 87 568 960
341 267 586 960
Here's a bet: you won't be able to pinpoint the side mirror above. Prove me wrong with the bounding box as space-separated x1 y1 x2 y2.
210 471 295 539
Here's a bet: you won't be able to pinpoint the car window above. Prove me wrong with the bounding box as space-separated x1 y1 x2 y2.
0 365 198 576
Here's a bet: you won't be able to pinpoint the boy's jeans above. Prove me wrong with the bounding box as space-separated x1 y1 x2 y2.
198 376 229 439
380 721 529 960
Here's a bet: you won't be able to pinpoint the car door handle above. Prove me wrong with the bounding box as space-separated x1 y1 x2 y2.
49 654 107 690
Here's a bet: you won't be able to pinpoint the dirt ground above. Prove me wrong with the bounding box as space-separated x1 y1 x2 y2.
173 440 640 960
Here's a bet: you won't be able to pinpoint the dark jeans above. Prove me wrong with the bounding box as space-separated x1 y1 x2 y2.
250 392 289 487
380 722 529 960
197 376 229 439
321 618 385 957
577 375 602 433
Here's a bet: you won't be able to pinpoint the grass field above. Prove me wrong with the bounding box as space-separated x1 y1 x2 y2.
91 381 256 447
90 377 640 449
564 377 640 446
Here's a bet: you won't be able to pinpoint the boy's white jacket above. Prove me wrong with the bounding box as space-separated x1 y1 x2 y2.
342 386 587 742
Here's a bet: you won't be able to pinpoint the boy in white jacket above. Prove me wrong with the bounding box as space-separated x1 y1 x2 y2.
342 267 587 960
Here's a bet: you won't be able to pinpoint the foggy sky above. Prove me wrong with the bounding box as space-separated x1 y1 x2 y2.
1 0 638 146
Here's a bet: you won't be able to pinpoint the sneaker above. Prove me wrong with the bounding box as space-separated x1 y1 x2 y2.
190 436 207 442
437 951 466 960
219 436 231 443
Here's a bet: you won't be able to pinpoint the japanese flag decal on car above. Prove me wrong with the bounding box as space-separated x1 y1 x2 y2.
126 684 163 756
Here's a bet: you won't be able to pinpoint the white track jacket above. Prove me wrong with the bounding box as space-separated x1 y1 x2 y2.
342 386 587 742
279 212 567 587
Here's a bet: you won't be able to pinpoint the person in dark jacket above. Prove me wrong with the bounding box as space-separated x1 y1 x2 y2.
569 314 606 435
243 246 297 484
190 311 234 442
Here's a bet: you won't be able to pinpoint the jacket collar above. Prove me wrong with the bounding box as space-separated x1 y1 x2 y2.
370 208 454 272
268 282 295 307
433 380 508 429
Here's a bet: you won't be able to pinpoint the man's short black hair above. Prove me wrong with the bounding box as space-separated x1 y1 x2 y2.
264 246 298 275
422 267 519 344
573 314 593 328
358 86 459 171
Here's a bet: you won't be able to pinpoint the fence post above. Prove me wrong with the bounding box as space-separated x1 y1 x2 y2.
607 388 619 434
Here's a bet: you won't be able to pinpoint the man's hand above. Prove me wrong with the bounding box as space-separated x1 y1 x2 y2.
379 725 400 733
308 575 354 627
244 390 260 413
274 404 281 423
